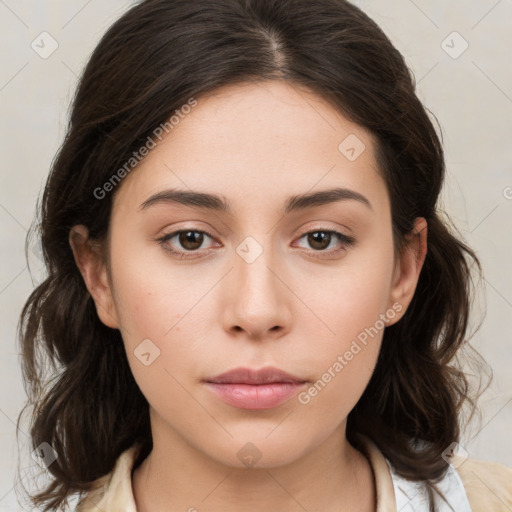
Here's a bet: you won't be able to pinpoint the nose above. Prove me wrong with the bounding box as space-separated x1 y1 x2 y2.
221 237 292 341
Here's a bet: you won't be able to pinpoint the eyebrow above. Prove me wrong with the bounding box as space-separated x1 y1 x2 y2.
139 186 373 214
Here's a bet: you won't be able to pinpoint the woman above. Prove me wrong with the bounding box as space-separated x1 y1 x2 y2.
17 0 512 510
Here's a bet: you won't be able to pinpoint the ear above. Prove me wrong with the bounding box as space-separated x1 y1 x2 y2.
68 225 120 329
386 217 428 326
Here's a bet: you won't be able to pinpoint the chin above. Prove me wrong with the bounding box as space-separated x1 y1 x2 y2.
201 434 312 470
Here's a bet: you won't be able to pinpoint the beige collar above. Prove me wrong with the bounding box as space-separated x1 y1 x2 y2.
356 435 398 511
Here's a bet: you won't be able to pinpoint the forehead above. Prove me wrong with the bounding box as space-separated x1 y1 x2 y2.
112 80 388 216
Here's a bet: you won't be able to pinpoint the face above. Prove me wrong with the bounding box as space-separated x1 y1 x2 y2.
72 80 426 469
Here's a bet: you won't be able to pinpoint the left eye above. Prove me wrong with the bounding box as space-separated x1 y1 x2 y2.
295 230 355 253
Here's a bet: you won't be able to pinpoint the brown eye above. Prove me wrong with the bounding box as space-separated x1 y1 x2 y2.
157 229 217 259
307 231 332 251
294 229 355 258
177 231 205 251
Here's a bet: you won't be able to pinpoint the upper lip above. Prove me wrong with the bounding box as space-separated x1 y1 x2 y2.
204 366 307 385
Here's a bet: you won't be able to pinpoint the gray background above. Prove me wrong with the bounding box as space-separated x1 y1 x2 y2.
1 0 511 510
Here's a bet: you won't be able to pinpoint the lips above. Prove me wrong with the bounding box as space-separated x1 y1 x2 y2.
204 366 307 385
203 367 308 410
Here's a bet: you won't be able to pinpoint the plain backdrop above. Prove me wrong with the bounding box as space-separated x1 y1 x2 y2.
1 0 511 510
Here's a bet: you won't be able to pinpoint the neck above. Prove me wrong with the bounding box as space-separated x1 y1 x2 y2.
132 412 375 512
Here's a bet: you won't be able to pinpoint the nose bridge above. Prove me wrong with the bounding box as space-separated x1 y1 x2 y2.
234 233 280 303
225 233 290 336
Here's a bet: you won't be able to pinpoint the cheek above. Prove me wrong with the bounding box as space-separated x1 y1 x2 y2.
108 236 188 338
108 246 212 385
303 236 395 345
294 237 395 412
296 293 386 429
296 338 380 436
109 264 200 415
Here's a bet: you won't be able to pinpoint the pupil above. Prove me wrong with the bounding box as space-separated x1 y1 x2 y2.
180 231 203 250
310 232 330 250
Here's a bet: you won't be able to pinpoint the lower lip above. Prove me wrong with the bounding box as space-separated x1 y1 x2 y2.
204 382 307 410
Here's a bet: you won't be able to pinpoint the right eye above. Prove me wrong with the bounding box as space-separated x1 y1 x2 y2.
157 229 219 259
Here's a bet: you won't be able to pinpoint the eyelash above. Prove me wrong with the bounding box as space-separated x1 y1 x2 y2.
156 228 355 260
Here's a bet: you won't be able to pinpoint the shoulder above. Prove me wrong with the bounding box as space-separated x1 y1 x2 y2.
356 434 473 511
388 459 472 511
356 434 512 511
389 454 512 512
453 454 512 512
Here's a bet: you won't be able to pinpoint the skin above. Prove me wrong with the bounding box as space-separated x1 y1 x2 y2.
70 80 427 512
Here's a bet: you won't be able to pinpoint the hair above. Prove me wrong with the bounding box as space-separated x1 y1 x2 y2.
16 0 490 510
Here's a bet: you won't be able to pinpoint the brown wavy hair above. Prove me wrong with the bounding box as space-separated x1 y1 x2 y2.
16 0 489 510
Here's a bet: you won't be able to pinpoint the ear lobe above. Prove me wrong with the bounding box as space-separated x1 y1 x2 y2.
68 225 120 329
387 218 428 325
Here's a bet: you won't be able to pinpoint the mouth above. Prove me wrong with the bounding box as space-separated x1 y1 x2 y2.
204 366 307 385
203 366 308 410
